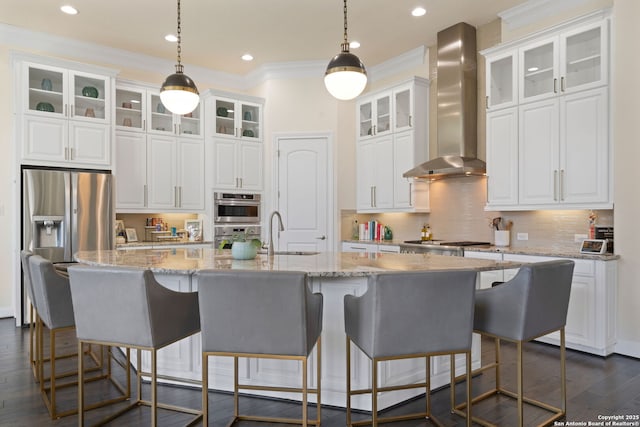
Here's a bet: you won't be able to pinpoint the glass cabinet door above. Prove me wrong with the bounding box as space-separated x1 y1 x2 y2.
240 102 260 140
148 93 174 134
519 38 558 103
358 99 373 138
394 86 412 131
561 23 606 92
179 102 202 137
115 87 144 130
375 94 391 135
214 98 236 137
25 63 66 118
71 72 108 122
486 52 517 109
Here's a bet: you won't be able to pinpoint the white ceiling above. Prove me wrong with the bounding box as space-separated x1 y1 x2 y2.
3 0 528 76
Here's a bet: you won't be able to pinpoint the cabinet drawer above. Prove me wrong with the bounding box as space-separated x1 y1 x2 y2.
572 259 594 276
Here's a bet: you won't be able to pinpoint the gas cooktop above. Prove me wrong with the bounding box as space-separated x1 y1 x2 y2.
403 240 491 247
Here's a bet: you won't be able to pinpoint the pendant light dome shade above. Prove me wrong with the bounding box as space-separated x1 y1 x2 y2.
160 67 199 115
160 0 199 115
324 0 367 100
324 43 367 100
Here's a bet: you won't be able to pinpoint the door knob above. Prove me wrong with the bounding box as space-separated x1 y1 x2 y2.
316 236 326 240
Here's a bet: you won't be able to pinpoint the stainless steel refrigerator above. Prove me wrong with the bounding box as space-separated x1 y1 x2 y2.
21 167 113 322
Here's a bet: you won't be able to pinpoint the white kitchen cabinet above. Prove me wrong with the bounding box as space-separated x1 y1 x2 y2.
19 60 114 168
115 131 147 209
463 251 505 289
206 93 264 191
147 92 203 138
355 77 430 213
519 87 608 206
482 10 611 211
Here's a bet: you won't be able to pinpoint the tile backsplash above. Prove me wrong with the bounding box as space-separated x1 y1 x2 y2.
342 176 613 251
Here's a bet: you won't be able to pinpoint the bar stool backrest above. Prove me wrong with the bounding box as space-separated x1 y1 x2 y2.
197 270 322 357
68 265 200 348
28 255 75 329
345 270 477 359
20 250 37 312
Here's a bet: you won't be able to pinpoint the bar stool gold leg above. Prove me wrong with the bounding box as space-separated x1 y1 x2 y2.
202 353 209 426
372 358 378 427
346 337 352 426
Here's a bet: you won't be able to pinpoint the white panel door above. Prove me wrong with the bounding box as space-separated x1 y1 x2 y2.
519 99 559 205
560 87 608 204
356 140 375 211
213 138 238 189
69 122 110 165
393 130 413 208
23 115 66 162
277 136 329 253
372 135 394 209
238 141 263 191
486 107 518 206
177 138 204 210
147 135 176 209
115 131 147 209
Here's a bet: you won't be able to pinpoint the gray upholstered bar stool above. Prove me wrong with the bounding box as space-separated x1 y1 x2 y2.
67 265 202 426
28 255 114 419
344 270 477 427
454 259 575 427
20 250 39 381
197 270 323 426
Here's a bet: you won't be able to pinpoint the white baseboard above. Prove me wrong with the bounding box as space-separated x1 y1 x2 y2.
0 306 14 319
615 339 640 359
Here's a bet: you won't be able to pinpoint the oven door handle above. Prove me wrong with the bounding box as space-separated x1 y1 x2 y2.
215 200 260 207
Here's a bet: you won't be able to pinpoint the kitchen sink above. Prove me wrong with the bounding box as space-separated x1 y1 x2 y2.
257 250 320 256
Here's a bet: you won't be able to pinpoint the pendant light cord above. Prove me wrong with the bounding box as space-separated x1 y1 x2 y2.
176 0 184 72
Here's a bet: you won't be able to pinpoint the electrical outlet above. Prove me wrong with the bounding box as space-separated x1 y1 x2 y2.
574 233 588 242
517 232 529 241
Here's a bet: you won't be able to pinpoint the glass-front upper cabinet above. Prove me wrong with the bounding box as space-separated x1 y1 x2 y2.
485 51 517 110
115 86 145 131
213 97 261 140
519 37 558 103
24 62 110 123
560 22 607 93
147 93 202 137
357 91 392 139
394 84 412 131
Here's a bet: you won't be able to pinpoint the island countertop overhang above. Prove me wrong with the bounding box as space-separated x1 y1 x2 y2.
74 248 520 277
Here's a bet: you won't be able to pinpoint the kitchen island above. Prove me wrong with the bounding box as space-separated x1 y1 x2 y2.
75 248 518 410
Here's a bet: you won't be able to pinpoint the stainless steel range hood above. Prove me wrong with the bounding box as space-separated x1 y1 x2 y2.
404 22 485 180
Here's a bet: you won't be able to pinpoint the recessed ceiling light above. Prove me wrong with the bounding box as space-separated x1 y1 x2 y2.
60 5 78 15
350 41 361 49
165 34 178 42
241 54 254 61
411 7 427 17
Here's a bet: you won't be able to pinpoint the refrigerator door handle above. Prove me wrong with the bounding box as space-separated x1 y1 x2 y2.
65 172 74 262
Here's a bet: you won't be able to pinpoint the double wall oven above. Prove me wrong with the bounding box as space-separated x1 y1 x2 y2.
213 192 262 248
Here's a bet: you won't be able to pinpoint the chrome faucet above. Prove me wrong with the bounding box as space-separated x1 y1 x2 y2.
266 210 285 256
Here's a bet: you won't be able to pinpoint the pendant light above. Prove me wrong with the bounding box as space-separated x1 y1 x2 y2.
160 0 199 115
324 0 367 100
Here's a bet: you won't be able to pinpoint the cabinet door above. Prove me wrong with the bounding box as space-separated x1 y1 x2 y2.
147 135 177 209
238 141 263 191
69 71 110 124
372 136 394 209
115 86 145 131
560 21 608 94
178 102 203 138
393 84 413 132
356 140 375 211
519 99 559 205
486 108 518 206
213 138 239 189
239 101 261 140
393 130 414 208
115 131 147 209
213 97 237 138
177 138 204 210
486 50 518 110
519 37 559 103
560 87 608 204
147 92 176 135
68 122 110 166
357 97 374 139
24 62 67 118
374 92 392 136
23 115 67 162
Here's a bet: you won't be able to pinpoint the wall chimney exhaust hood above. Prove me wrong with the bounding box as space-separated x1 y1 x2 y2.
403 22 486 180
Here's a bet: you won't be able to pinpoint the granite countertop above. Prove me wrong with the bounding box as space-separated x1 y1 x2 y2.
342 239 619 261
74 249 520 277
116 240 213 249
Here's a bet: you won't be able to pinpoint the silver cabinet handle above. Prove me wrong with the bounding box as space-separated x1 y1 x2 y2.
64 104 68 117
560 169 565 201
409 115 412 127
69 147 74 160
370 186 374 207
561 76 566 92
144 184 148 207
143 119 146 131
179 186 183 207
70 105 74 117
174 186 178 207
554 170 558 201
409 182 413 206
316 236 326 240
239 177 243 188
553 78 558 94
486 95 489 109
373 186 377 207
64 147 68 160
373 125 377 135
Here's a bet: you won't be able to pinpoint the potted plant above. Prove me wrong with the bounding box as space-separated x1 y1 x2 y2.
221 231 262 260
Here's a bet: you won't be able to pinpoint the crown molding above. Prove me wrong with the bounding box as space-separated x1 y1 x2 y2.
498 0 591 31
1 23 425 91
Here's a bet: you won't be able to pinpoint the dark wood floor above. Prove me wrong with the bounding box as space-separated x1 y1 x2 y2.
1 317 639 426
